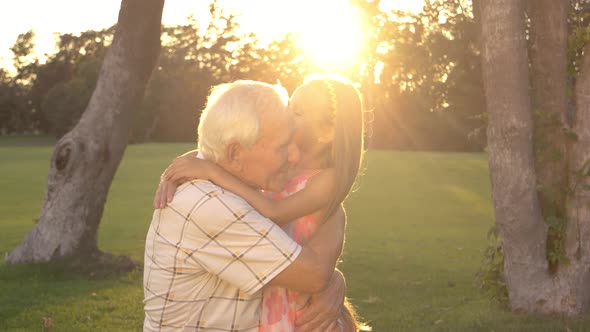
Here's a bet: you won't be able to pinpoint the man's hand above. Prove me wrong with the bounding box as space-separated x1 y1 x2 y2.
295 270 345 332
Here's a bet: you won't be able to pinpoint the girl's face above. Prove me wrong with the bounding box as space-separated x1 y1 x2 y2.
289 85 333 152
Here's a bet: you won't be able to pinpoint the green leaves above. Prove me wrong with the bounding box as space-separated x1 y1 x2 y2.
476 225 508 307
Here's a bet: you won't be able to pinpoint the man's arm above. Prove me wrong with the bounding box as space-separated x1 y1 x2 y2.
269 206 346 293
295 269 346 332
181 185 345 295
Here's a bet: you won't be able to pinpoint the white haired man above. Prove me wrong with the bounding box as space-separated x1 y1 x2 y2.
143 81 345 331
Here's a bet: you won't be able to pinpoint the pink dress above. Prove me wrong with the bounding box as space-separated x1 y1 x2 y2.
259 172 328 332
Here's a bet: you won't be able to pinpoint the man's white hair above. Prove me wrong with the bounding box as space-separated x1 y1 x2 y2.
197 80 289 162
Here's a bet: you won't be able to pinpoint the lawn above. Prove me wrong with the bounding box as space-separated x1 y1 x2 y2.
0 137 588 331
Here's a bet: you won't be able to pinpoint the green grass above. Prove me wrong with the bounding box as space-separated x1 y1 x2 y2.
1 137 589 331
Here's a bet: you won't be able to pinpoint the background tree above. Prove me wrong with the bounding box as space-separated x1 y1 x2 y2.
32 28 114 136
6 0 164 264
0 68 29 134
144 5 249 142
355 0 486 151
42 58 102 138
0 31 39 134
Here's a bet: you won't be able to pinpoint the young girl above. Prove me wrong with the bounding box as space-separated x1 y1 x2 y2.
156 75 365 332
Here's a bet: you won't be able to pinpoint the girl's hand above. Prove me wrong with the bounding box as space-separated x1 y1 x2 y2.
153 152 213 209
161 153 212 184
154 179 181 209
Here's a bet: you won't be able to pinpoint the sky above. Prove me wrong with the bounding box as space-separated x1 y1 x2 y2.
0 0 424 71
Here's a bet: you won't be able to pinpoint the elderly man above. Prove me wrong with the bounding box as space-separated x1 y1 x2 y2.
143 81 345 331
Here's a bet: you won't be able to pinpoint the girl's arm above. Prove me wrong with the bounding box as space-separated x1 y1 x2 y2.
179 160 335 226
205 167 336 226
154 150 209 208
261 169 336 224
155 151 337 225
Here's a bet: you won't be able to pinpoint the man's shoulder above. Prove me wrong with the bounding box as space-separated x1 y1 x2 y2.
173 179 220 198
172 180 255 214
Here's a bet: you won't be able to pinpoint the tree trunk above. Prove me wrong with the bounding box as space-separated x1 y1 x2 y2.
528 0 570 273
480 0 551 312
6 0 164 263
471 0 482 50
528 0 569 198
561 44 590 314
483 0 590 314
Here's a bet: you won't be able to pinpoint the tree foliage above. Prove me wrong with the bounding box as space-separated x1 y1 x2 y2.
2 0 491 150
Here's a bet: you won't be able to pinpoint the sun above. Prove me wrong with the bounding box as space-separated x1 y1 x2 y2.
294 1 366 72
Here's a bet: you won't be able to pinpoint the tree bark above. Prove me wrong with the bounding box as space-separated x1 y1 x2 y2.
6 0 164 263
528 0 569 197
481 0 551 312
483 0 590 314
527 0 570 274
561 44 590 314
471 0 482 51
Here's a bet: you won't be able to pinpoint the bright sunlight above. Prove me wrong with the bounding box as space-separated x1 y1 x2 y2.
0 0 425 72
294 1 365 71
234 0 424 72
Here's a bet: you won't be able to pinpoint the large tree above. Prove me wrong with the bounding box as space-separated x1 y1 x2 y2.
481 0 590 314
6 0 164 263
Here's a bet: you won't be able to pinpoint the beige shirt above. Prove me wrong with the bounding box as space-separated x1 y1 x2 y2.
143 180 301 331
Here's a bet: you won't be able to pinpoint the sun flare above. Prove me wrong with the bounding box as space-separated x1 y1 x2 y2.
294 1 366 72
0 0 426 74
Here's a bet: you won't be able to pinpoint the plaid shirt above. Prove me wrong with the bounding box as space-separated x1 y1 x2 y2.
143 180 302 331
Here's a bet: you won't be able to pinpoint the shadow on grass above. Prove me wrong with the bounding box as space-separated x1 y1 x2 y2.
0 253 143 329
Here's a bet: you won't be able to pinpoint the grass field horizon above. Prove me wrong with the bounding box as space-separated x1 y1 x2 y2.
1 137 590 331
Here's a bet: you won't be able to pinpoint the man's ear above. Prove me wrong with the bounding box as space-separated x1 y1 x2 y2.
225 142 243 170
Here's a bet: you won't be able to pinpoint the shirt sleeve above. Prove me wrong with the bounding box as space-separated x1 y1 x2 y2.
180 188 301 295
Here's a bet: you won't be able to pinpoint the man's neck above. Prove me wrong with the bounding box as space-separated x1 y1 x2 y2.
216 160 260 191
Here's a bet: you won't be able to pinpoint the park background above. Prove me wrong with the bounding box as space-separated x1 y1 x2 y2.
1 0 590 331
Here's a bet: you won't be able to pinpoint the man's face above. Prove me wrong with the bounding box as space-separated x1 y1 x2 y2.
239 110 300 192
